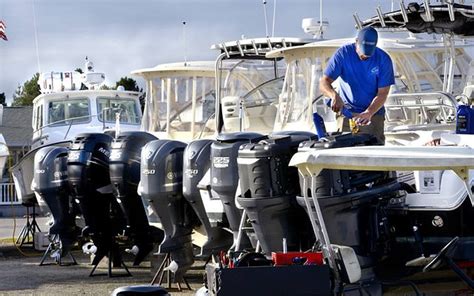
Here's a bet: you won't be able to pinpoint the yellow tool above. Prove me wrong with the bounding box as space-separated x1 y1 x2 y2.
349 118 359 134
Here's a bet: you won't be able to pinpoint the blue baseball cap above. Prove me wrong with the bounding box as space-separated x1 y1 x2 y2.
357 27 378 57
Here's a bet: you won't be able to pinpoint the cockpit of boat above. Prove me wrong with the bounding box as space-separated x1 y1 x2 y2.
32 63 142 148
132 61 217 140
213 37 311 134
266 34 473 144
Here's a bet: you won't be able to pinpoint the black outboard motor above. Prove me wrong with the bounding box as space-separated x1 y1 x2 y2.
237 131 316 255
140 139 196 281
67 133 125 266
182 139 233 256
210 132 266 247
296 133 400 283
109 131 163 265
33 146 77 255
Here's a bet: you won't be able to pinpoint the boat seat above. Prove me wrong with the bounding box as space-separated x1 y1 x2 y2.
111 285 169 296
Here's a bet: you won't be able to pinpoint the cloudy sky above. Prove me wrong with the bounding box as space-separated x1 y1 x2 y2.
0 0 412 104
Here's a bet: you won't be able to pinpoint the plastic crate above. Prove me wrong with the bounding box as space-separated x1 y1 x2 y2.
272 251 323 266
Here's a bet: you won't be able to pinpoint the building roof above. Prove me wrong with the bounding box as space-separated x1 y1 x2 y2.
0 106 33 148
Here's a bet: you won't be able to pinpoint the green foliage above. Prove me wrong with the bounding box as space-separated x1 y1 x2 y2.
12 73 41 106
115 76 141 92
0 93 6 106
99 84 112 90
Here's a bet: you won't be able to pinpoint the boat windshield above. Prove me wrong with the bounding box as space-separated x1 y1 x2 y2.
47 98 90 126
97 97 141 124
218 59 286 133
275 56 336 132
142 75 216 138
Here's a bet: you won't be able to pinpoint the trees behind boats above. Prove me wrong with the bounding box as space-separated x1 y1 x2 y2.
12 73 41 106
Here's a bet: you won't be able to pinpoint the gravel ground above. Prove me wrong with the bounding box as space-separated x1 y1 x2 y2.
0 216 472 295
0 241 204 296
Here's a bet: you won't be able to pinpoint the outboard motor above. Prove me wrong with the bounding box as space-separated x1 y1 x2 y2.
32 146 77 255
296 133 400 282
237 131 316 255
109 131 163 265
140 139 196 281
67 133 124 266
182 139 233 256
210 132 266 247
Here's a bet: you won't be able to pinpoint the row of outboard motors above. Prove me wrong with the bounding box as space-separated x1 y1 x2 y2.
32 130 315 276
34 128 473 291
31 129 398 273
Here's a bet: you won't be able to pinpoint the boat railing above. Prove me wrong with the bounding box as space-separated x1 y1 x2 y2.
0 183 19 205
385 92 457 128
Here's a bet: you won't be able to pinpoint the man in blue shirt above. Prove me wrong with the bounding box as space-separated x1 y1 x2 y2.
319 27 394 143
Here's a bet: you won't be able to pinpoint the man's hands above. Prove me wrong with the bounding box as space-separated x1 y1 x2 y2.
331 94 344 113
353 110 373 126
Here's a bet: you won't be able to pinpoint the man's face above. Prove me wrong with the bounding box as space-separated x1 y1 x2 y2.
355 40 370 61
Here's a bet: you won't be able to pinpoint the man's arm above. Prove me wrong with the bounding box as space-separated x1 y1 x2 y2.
353 86 390 125
319 75 344 113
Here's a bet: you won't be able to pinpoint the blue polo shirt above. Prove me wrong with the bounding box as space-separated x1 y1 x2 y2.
324 43 394 115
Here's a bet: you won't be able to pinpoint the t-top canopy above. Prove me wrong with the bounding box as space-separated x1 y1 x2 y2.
211 37 311 59
358 1 474 36
131 61 216 79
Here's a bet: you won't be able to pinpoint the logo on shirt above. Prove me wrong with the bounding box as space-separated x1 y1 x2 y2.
371 66 379 75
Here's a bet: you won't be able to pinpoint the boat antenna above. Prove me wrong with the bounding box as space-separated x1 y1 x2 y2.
32 0 41 73
182 21 187 66
262 0 269 37
271 0 277 37
319 0 323 36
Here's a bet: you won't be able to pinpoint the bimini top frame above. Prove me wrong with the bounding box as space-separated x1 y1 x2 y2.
212 37 311 60
355 1 474 93
355 1 474 36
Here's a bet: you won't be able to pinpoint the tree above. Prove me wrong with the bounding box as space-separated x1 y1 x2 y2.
115 76 141 92
99 84 112 90
0 93 6 106
12 73 41 106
